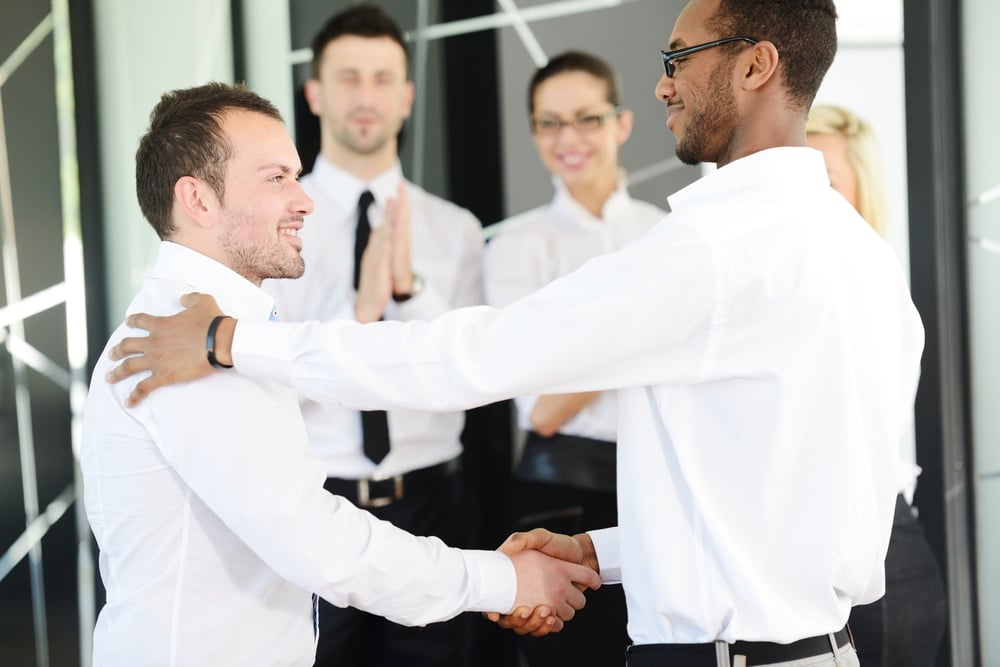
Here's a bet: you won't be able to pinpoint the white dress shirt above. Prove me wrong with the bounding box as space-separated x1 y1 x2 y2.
82 242 513 666
484 174 665 441
264 156 483 478
231 148 924 645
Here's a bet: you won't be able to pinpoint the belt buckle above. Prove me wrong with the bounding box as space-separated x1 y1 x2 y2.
358 476 404 508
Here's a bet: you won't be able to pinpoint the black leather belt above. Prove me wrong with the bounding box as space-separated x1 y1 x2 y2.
323 457 461 508
626 626 852 666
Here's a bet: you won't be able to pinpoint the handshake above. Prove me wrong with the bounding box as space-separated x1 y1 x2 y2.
488 528 602 637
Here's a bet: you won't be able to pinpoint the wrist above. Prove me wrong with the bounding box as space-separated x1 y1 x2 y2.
206 315 236 368
392 272 423 303
571 533 600 574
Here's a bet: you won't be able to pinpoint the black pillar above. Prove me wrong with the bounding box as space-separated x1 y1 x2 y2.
903 0 980 664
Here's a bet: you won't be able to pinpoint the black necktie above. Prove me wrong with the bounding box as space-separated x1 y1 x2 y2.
353 190 391 464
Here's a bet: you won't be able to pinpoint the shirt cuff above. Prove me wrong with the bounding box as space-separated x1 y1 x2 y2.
231 319 295 385
460 549 517 614
588 527 622 583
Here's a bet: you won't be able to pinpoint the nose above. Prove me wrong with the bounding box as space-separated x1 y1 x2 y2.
292 181 315 216
654 73 674 103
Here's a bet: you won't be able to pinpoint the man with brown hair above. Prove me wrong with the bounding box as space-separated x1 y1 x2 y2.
81 81 597 667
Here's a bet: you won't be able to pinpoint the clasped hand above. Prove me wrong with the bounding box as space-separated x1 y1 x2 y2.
491 528 601 637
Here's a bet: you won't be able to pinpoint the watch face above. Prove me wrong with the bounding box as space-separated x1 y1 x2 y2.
393 273 423 303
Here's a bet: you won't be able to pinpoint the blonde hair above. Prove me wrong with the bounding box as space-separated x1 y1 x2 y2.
806 105 888 236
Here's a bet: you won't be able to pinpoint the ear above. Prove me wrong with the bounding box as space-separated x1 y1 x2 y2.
615 108 635 146
304 78 323 117
174 175 218 230
740 40 780 92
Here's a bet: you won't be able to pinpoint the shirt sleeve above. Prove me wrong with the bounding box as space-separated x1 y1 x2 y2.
126 369 517 624
232 220 718 413
587 527 622 583
482 229 548 309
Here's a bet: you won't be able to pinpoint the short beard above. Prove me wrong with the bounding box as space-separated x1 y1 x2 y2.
675 58 739 165
219 213 305 285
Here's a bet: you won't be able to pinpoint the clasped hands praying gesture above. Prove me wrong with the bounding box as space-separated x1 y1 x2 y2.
355 183 417 324
105 294 603 636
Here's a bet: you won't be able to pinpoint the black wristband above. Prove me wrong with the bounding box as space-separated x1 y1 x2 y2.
206 315 234 369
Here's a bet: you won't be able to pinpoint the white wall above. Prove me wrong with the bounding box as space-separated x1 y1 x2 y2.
93 0 234 329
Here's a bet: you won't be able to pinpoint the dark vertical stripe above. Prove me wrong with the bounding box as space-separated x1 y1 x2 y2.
903 0 980 664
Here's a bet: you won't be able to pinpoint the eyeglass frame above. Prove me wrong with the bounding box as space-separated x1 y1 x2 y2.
660 36 758 78
530 107 624 136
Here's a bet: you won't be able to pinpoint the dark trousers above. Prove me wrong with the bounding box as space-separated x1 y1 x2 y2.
314 471 477 667
508 477 629 667
849 495 947 666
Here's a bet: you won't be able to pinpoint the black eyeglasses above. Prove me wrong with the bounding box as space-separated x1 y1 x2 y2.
531 107 623 136
660 36 758 77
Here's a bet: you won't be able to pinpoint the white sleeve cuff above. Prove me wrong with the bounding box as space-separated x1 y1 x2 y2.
461 549 518 614
588 527 622 583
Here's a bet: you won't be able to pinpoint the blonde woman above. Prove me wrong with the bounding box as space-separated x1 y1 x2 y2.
807 104 947 667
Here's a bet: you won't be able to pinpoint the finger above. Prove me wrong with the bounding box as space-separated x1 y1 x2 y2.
494 609 530 631
529 616 563 637
500 607 550 634
497 531 528 555
124 376 159 409
503 528 551 553
179 292 207 307
553 598 577 623
124 312 161 333
110 337 153 363
105 355 147 384
483 612 499 623
564 584 587 612
564 560 602 591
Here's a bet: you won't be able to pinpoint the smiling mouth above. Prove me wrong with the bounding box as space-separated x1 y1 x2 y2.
559 153 589 168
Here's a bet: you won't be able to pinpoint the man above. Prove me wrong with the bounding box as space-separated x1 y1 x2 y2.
82 82 598 666
109 1 924 665
267 7 487 664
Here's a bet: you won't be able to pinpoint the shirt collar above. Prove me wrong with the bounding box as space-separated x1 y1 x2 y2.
667 147 828 213
151 242 276 322
551 169 633 227
311 154 405 217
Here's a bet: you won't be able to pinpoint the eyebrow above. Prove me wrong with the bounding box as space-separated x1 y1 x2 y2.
668 39 687 51
536 105 608 117
259 163 303 178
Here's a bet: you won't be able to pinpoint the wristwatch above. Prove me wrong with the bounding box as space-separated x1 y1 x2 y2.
392 273 424 303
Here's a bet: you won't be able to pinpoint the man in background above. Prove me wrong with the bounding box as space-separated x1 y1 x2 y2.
265 5 486 666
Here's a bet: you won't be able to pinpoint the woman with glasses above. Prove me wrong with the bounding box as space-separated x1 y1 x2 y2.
807 104 947 667
483 50 665 666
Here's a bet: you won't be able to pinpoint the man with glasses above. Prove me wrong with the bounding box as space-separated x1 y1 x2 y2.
107 1 923 665
483 49 666 666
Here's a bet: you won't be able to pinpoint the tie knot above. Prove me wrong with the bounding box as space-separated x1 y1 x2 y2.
358 190 375 211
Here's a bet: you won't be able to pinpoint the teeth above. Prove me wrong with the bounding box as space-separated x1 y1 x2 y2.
280 228 299 237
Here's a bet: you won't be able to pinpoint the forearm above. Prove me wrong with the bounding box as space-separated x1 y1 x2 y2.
529 391 602 437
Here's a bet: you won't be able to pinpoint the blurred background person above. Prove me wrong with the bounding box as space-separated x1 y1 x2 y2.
807 103 947 667
265 6 485 666
483 50 666 666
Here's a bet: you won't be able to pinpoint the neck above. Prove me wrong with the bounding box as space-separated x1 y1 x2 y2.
566 170 619 218
716 105 808 168
322 142 398 183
